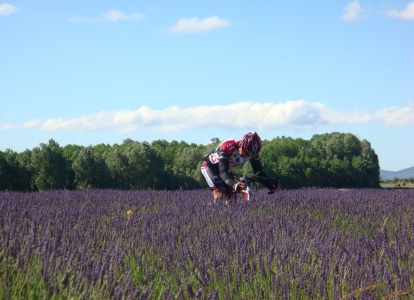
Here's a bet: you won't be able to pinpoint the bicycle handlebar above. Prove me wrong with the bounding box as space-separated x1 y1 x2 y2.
239 173 279 195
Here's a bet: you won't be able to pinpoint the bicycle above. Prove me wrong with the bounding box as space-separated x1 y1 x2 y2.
231 172 279 202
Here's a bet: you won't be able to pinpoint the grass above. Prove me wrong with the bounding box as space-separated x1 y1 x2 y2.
380 182 414 188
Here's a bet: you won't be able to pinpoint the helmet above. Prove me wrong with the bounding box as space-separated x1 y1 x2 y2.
240 132 262 158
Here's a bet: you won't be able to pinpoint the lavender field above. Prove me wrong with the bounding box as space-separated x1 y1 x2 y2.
1 188 414 299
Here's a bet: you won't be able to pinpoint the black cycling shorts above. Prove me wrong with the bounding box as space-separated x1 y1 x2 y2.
201 161 234 194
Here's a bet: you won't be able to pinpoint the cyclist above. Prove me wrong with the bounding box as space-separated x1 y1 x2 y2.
201 131 279 205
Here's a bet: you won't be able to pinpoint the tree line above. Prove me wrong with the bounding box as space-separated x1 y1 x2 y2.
0 132 380 191
381 177 414 184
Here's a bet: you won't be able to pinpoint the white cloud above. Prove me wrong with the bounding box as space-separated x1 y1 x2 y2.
0 123 20 130
22 119 42 129
340 1 367 20
70 10 145 23
375 102 414 126
102 10 145 22
0 3 18 16
167 16 230 33
386 2 414 20
3 101 413 133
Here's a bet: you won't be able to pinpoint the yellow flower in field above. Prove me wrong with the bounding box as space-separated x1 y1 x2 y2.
127 210 133 215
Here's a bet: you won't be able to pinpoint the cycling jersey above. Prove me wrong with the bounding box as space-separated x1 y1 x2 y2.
202 139 264 189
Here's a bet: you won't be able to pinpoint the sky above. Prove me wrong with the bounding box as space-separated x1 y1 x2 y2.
1 1 413 171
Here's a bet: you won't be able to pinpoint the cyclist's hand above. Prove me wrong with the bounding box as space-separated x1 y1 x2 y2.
271 183 280 193
234 182 246 192
268 181 280 193
238 182 247 190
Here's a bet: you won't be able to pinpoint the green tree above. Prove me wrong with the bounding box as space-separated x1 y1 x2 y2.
0 150 14 190
124 142 164 190
151 140 192 189
30 139 67 190
172 147 204 189
16 149 35 191
73 147 110 189
62 144 82 189
72 147 95 189
104 149 129 189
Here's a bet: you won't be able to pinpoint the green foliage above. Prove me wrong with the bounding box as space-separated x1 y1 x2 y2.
30 139 68 190
122 142 164 190
262 132 380 189
0 132 381 191
0 150 14 190
73 147 110 189
16 149 35 191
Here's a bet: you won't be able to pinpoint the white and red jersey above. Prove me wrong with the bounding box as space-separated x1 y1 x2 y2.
205 139 251 172
202 138 265 189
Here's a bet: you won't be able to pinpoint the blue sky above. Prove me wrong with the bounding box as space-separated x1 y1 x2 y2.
1 1 413 171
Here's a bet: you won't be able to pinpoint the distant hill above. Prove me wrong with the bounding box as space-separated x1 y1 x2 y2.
380 166 414 180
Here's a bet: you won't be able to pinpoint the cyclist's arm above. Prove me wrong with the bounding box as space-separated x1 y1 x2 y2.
250 155 265 176
218 152 236 187
250 156 279 191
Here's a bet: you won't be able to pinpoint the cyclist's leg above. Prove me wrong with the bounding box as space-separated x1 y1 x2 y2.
201 161 226 204
213 187 226 204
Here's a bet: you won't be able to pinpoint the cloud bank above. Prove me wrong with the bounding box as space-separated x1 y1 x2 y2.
70 10 145 23
0 3 18 16
341 1 414 20
2 101 413 133
386 2 414 20
167 16 230 33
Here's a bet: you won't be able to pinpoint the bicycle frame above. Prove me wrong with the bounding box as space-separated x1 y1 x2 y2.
227 173 279 202
239 174 279 195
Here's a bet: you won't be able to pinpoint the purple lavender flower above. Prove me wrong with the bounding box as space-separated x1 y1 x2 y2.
186 284 195 298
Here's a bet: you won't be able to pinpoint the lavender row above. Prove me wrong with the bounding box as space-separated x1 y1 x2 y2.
1 188 414 299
